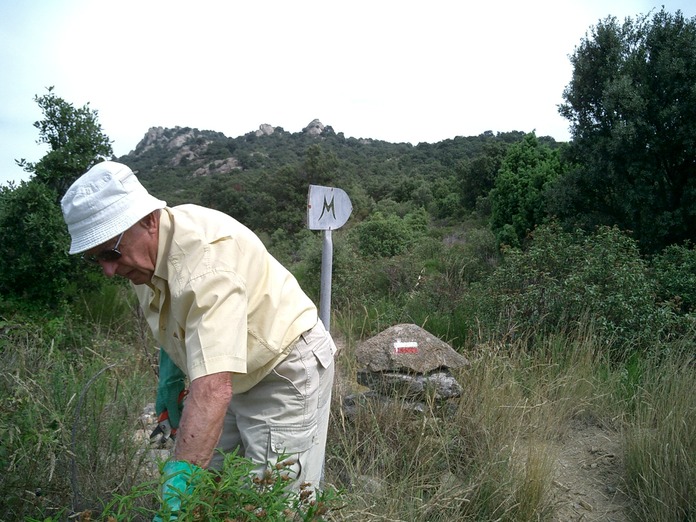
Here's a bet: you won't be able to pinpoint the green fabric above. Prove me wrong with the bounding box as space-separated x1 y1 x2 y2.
155 348 186 428
153 460 201 521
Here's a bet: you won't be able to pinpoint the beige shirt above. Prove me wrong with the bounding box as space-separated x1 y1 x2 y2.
134 205 318 393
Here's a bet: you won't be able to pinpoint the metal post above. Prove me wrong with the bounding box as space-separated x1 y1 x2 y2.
319 229 333 331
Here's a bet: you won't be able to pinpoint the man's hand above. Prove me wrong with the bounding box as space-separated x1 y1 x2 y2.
153 460 201 521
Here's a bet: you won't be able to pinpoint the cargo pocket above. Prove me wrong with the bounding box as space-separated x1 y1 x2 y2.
313 338 335 370
268 422 318 482
312 336 335 411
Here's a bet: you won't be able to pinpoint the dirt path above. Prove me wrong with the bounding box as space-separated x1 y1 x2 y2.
549 421 630 521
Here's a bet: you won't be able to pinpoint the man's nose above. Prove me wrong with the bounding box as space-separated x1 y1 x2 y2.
99 260 119 278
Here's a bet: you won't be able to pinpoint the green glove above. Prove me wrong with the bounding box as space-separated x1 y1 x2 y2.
153 460 201 521
155 348 186 429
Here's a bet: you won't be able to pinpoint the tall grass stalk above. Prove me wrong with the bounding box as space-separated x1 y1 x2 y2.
623 346 696 520
3 290 694 520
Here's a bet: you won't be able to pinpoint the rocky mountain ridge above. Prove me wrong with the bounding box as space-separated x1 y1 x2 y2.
123 118 338 177
132 118 329 154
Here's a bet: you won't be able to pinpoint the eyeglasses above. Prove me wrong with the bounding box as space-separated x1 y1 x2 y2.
83 232 124 264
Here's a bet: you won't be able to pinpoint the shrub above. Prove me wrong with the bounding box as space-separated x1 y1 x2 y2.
472 223 676 354
0 181 76 308
355 212 413 258
489 134 564 248
651 242 696 313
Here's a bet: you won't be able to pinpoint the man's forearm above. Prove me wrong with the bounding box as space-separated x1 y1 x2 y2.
174 371 233 468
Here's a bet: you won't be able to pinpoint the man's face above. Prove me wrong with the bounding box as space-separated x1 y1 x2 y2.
84 218 158 285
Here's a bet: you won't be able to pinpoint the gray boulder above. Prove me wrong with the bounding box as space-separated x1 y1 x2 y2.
355 324 469 400
356 323 469 374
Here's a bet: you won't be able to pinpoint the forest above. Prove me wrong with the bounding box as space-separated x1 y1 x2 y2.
0 8 694 522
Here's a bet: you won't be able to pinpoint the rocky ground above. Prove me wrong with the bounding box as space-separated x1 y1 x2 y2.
549 420 630 521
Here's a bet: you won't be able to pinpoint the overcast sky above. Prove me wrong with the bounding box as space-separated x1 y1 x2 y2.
1 0 694 185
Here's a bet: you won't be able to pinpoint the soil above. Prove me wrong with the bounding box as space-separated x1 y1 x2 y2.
549 420 631 522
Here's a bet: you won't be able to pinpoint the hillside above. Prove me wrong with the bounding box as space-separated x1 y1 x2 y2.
116 119 557 234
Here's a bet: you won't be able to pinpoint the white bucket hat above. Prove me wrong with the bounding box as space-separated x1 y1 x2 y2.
61 161 166 254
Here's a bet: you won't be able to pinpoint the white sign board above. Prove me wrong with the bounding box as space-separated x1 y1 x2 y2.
307 185 352 230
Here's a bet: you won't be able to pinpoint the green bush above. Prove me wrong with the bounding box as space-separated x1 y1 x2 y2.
0 181 77 308
472 223 679 354
489 134 564 248
651 242 696 313
145 452 340 521
355 212 414 258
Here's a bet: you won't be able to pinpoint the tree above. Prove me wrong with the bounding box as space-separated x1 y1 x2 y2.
556 9 696 253
0 181 78 308
200 175 251 223
17 87 113 197
456 140 507 211
489 134 564 247
250 145 340 235
302 144 338 186
0 89 113 310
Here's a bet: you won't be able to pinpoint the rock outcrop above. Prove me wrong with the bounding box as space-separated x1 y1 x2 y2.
355 323 469 401
302 119 325 136
255 124 275 137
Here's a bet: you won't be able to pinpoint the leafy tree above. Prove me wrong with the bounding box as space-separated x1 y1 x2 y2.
0 89 114 310
556 9 696 253
199 175 251 222
17 86 113 197
489 134 565 247
456 140 507 211
0 181 78 308
248 145 340 234
302 143 339 186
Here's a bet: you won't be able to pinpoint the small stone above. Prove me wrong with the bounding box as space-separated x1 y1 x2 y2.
578 499 593 511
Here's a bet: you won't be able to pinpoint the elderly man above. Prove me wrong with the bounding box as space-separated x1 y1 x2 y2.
61 161 336 518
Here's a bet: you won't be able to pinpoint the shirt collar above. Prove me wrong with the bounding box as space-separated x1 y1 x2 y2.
152 207 173 283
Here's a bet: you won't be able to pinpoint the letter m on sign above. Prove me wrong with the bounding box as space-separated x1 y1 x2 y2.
318 195 336 221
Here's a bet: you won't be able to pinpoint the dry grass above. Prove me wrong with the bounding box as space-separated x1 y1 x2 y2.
324 325 694 521
623 349 696 521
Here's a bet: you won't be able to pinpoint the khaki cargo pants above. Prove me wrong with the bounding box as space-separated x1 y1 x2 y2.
208 320 336 489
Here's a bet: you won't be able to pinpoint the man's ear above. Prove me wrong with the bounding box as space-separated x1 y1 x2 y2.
139 210 160 233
